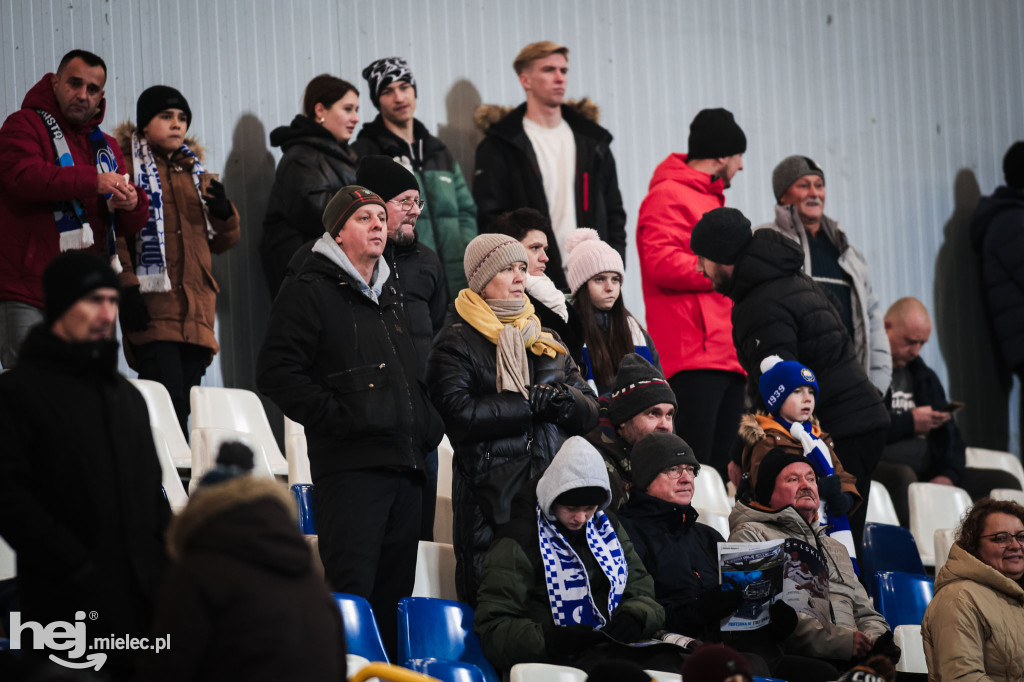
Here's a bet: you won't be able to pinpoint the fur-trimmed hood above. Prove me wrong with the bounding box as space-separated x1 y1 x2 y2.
114 121 207 161
474 98 601 133
739 412 821 446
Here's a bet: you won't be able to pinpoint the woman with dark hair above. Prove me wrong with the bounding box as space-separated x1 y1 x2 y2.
922 497 1024 681
566 228 660 395
261 74 361 294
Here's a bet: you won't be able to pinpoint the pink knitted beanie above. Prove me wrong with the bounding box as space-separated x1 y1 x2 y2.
566 228 624 295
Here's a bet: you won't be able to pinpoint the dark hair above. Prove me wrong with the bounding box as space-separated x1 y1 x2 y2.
574 283 636 390
493 208 550 242
302 74 358 119
956 497 1024 557
58 49 107 76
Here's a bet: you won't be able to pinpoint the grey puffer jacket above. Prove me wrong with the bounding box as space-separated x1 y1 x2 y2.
755 205 891 394
728 502 889 661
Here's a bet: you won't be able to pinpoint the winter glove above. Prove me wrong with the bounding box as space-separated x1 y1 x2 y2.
863 630 901 665
818 474 854 516
602 611 644 643
118 285 151 333
543 624 604 659
764 601 798 642
529 383 558 415
203 178 234 220
696 585 744 624
530 383 575 423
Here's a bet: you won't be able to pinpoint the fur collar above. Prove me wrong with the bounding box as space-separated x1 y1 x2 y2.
474 98 601 133
739 412 822 445
114 121 206 161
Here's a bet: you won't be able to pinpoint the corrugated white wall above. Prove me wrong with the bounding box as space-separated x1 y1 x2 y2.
3 0 1022 450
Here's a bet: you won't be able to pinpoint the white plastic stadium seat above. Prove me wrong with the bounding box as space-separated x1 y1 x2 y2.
933 528 956 574
437 435 454 499
646 671 682 682
0 536 15 581
893 624 927 673
151 425 189 512
908 482 972 566
284 416 311 485
130 378 192 469
695 507 731 539
965 447 1024 489
188 427 276 494
190 386 288 477
434 494 454 545
866 480 900 526
990 488 1024 505
411 541 458 601
510 663 588 682
691 466 733 515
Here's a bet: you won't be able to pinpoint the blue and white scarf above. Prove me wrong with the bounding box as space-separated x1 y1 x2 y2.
782 418 859 573
537 504 628 628
130 132 213 292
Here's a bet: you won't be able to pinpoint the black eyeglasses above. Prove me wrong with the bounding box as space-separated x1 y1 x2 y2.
661 464 699 479
980 531 1024 546
390 198 425 211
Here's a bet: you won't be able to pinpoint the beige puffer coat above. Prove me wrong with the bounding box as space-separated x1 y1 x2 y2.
922 543 1024 682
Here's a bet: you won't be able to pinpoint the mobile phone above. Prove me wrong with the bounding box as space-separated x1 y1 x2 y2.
940 400 965 414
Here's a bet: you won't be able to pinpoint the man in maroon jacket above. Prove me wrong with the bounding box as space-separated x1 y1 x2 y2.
0 49 148 368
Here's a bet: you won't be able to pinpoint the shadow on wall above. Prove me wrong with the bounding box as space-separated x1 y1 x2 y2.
933 168 1011 450
214 112 285 443
437 78 483 191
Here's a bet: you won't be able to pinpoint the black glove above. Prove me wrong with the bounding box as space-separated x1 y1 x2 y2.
764 601 798 642
119 285 151 332
530 383 575 423
696 586 744 624
203 179 234 220
602 611 644 643
864 630 901 664
543 624 603 659
818 474 854 516
529 383 559 415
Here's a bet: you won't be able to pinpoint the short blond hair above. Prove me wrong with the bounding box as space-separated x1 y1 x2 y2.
513 41 569 75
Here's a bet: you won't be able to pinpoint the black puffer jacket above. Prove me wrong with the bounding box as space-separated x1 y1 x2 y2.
260 115 358 295
257 251 445 481
385 238 449 380
729 230 889 439
617 493 722 638
426 314 599 604
970 186 1024 373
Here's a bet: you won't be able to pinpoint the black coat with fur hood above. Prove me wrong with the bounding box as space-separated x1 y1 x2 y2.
139 477 345 682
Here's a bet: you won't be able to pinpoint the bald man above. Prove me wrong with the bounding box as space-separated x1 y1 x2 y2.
873 297 1020 526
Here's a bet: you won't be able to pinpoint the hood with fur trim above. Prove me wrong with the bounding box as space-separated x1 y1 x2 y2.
114 121 207 162
739 412 821 446
474 97 601 133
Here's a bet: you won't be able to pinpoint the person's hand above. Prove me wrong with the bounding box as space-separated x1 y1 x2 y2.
728 460 742 487
865 630 901 664
912 406 950 435
930 475 954 486
765 601 798 642
98 172 130 199
543 624 603 659
530 383 574 423
696 586 743 623
203 178 233 220
602 611 643 643
851 630 873 659
118 285 151 332
529 383 559 415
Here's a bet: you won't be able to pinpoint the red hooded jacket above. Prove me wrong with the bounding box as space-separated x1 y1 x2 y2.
0 73 148 308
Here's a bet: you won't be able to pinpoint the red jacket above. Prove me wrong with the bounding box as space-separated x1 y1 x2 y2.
0 74 149 308
636 154 744 377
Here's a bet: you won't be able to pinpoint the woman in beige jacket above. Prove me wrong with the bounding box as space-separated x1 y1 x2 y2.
922 497 1024 682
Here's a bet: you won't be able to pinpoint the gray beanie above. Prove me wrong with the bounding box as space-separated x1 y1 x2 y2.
630 432 700 495
772 155 825 202
463 233 529 294
536 436 612 519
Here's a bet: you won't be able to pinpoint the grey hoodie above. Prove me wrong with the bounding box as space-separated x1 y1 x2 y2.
536 436 613 520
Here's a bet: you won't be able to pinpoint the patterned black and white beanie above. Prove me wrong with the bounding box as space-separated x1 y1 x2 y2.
362 57 417 109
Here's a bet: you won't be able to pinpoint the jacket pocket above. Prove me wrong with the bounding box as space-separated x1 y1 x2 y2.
327 363 393 430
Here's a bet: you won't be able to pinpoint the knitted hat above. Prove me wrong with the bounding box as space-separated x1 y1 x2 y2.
772 155 825 201
681 644 753 682
198 441 255 487
607 354 677 425
688 108 746 160
536 436 612 518
362 57 417 109
758 355 818 417
754 448 811 506
463 233 529 294
136 85 192 132
565 228 624 295
321 185 387 238
585 660 653 682
630 432 700 494
1004 141 1024 188
356 155 419 202
42 251 120 325
690 207 752 265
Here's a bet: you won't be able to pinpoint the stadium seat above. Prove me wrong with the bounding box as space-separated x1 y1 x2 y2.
334 593 389 663
290 483 316 535
510 663 587 682
861 522 925 601
691 466 733 515
151 425 189 512
0 536 14 581
908 482 972 566
965 447 1024 489
350 662 442 682
933 528 956 573
694 507 731 538
130 378 191 469
893 624 927 674
412 541 457 601
865 480 900 526
434 494 454 545
438 435 454 499
397 597 499 682
190 386 288 478
874 571 933 628
646 672 682 682
991 488 1024 505
284 416 311 486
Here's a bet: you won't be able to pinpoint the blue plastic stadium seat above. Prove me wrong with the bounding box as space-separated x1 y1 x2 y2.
861 523 926 601
291 483 316 535
397 597 499 682
874 571 933 628
334 593 389 663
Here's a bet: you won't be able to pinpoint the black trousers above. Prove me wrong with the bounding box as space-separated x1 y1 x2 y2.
669 369 747 482
315 468 422 662
831 427 888 548
132 340 209 438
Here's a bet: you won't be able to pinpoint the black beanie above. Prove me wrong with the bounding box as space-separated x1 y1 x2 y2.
137 85 192 132
198 441 256 487
1004 141 1024 188
607 353 677 425
630 432 700 495
362 57 417 109
356 155 420 202
690 207 752 265
754 448 812 506
42 251 119 325
554 486 608 508
688 108 746 160
322 185 387 237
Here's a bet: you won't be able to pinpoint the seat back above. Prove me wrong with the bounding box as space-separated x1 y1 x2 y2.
0 536 15 581
290 483 316 535
694 507 731 539
151 425 189 511
130 378 192 468
991 488 1024 505
434 494 454 545
893 624 927 673
397 597 499 682
438 435 454 499
933 528 957 573
861 523 926 601
645 672 682 682
875 571 933 628
865 480 900 526
908 482 972 565
190 386 288 476
188 427 276 494
691 466 733 515
510 663 587 682
965 447 1024 488
284 416 311 485
412 541 458 601
334 593 389 663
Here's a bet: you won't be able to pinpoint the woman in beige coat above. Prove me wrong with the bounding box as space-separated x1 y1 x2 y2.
922 497 1024 682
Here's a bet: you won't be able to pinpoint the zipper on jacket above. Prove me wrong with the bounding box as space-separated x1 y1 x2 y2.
377 301 420 469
